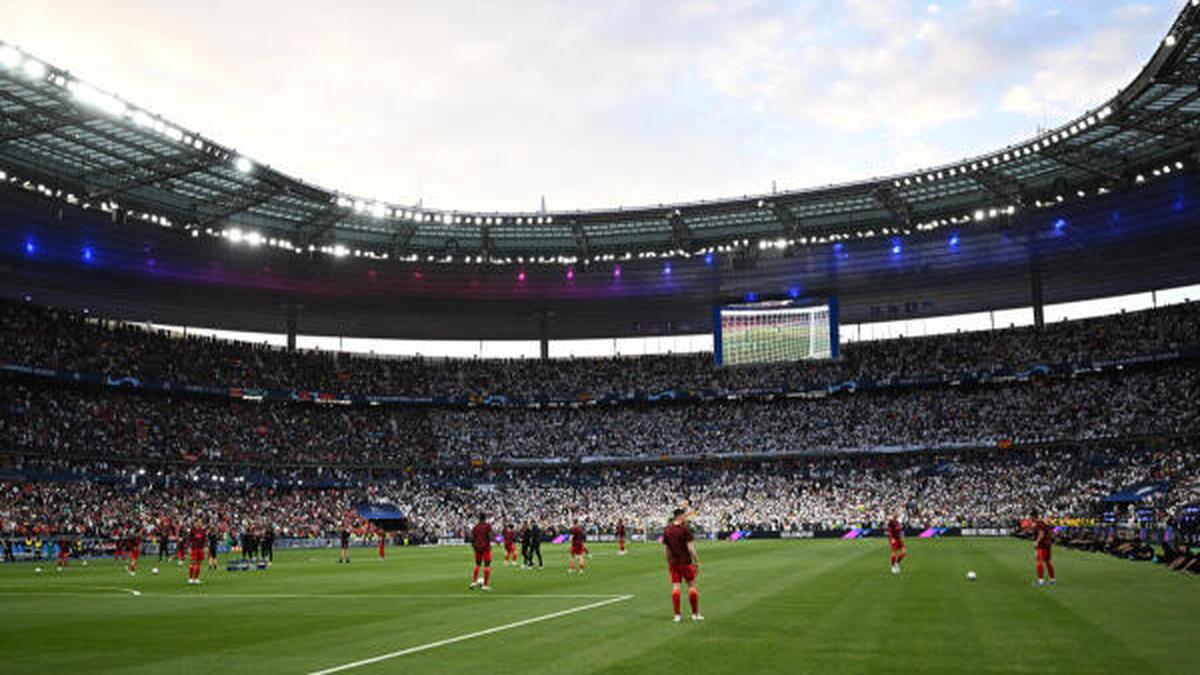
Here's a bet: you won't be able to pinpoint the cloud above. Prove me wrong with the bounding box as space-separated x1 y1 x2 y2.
1000 3 1172 119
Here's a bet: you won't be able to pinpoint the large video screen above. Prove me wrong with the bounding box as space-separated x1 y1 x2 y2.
715 299 836 366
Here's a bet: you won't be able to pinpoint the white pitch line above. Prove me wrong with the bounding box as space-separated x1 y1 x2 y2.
181 592 626 600
0 589 626 600
306 594 634 675
0 586 141 596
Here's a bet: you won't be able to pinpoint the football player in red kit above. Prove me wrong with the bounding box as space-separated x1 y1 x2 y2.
1030 509 1056 586
616 519 627 555
377 527 387 561
887 513 906 575
55 535 70 572
468 513 493 591
568 520 586 574
663 508 702 622
127 528 142 576
186 520 206 585
502 523 517 565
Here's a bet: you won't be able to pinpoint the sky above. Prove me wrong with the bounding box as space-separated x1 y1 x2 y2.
0 0 1183 212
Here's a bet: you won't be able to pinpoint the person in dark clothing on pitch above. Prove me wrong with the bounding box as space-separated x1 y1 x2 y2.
528 521 543 568
519 521 532 567
262 526 274 565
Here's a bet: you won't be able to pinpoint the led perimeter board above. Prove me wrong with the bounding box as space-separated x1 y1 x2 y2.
714 297 838 366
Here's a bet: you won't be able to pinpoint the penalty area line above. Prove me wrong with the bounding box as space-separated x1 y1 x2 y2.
306 594 634 675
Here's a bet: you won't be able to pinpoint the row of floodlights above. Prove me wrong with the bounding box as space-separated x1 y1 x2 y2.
331 195 554 226
0 43 257 177
892 107 1113 189
1 149 1186 268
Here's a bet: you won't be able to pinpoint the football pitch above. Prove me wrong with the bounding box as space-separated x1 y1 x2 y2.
1 538 1197 674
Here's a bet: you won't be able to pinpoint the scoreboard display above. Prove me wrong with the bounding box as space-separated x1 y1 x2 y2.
715 298 837 366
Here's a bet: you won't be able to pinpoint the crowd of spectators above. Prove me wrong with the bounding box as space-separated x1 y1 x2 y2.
3 444 1196 542
1 298 1197 555
4 364 1196 464
2 298 1197 397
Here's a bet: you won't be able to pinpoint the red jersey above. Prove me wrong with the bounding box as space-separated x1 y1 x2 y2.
1033 519 1053 549
887 519 902 542
471 522 493 551
188 527 206 551
616 523 626 538
570 526 585 547
662 523 693 567
502 527 516 546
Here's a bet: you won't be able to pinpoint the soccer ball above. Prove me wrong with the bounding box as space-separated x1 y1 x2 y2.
966 571 977 581
152 567 160 575
34 567 42 574
81 560 88 567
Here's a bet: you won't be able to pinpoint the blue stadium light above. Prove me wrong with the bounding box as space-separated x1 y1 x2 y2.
890 238 902 255
788 286 801 299
948 232 960 248
613 265 622 279
704 251 714 266
662 262 672 276
745 292 758 302
81 245 94 262
1053 218 1067 235
23 238 35 256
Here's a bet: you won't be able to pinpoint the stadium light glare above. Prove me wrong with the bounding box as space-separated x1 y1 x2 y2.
234 156 253 173
1165 34 1177 47
227 227 244 244
0 45 20 69
890 238 902 255
20 58 46 80
245 231 263 247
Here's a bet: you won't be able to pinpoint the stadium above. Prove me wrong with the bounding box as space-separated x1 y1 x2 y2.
1 1 1199 673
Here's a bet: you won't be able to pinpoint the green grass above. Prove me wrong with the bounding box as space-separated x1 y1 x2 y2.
1 538 1197 674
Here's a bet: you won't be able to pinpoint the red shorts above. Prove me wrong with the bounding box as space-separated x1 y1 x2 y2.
669 564 697 583
189 547 205 563
890 539 905 552
570 544 585 556
130 547 140 560
504 543 515 553
1036 546 1052 562
474 548 493 565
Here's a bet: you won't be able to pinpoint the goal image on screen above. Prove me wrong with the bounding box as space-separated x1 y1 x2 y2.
716 301 834 365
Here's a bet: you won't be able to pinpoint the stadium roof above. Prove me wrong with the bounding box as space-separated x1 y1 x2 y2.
1 3 1199 266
